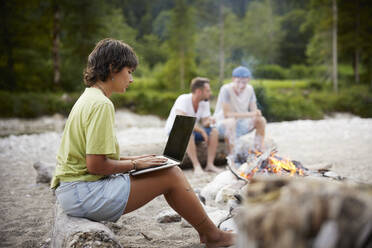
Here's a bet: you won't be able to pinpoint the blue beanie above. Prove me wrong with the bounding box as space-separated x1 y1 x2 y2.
232 66 252 78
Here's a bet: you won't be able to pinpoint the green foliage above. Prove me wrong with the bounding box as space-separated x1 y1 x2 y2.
305 0 333 66
310 85 372 117
0 89 180 119
251 79 309 89
2 0 372 122
241 0 283 65
135 34 168 70
254 87 323 121
277 8 312 67
254 65 288 79
1 82 371 121
2 0 372 94
156 57 198 91
268 91 323 121
288 64 311 79
0 0 53 91
195 9 242 80
162 0 197 90
0 91 79 118
102 90 181 118
254 83 372 121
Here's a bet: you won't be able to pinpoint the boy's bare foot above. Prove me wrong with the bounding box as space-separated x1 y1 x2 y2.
204 164 224 173
193 166 204 175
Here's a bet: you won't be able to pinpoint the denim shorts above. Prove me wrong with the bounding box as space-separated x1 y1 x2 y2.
193 127 212 143
217 118 254 138
55 173 131 222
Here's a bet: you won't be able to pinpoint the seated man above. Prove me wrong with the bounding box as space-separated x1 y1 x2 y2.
165 77 221 173
214 66 266 155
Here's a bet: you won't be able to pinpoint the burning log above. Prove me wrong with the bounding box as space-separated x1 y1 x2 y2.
234 176 372 248
230 148 309 181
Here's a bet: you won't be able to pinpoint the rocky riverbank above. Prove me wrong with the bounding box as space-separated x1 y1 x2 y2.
0 111 371 247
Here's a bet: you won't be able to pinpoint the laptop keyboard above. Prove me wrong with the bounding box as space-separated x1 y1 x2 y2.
156 156 178 165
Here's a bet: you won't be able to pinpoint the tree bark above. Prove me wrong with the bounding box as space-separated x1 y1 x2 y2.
354 0 360 84
51 203 122 248
52 0 61 86
180 48 185 90
218 0 225 87
1 0 16 90
332 0 338 92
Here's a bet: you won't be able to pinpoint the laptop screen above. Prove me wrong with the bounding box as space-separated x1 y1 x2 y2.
163 115 196 161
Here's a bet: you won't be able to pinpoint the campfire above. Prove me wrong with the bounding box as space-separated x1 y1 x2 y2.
228 147 309 181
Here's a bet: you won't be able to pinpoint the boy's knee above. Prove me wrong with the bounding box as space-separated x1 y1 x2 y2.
254 116 266 127
260 116 266 126
222 118 235 128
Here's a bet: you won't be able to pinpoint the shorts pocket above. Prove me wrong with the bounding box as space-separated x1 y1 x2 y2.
56 184 85 217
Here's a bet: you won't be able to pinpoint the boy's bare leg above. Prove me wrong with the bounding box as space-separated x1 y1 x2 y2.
253 116 266 150
222 118 236 156
124 167 235 247
205 128 222 172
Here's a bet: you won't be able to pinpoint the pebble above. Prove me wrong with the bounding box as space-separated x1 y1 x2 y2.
156 209 181 223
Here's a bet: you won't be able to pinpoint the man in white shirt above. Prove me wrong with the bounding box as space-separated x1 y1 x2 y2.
165 77 221 173
214 66 266 154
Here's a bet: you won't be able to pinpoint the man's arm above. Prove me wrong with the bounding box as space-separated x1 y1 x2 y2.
200 116 214 127
222 102 259 119
249 101 262 116
176 109 208 141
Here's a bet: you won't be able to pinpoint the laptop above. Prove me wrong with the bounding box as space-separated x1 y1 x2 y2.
130 115 196 176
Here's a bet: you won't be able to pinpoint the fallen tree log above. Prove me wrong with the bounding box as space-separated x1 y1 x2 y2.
235 176 372 248
181 141 228 169
182 135 277 169
51 203 122 248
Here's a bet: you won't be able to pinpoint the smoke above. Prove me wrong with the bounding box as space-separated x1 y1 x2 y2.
240 56 259 79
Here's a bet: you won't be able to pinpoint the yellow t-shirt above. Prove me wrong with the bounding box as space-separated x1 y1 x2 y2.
51 87 120 189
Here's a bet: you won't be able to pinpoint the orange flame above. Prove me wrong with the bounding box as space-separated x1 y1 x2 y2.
239 150 304 179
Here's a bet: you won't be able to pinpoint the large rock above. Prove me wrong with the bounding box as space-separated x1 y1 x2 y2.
33 161 54 183
156 209 181 223
215 181 246 209
234 176 372 248
200 171 238 204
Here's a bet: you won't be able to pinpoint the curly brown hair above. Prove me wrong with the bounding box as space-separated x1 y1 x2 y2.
83 38 138 86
